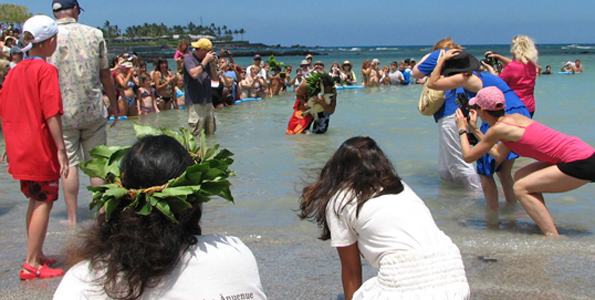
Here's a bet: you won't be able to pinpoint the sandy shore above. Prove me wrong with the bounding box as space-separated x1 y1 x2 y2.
2 197 594 300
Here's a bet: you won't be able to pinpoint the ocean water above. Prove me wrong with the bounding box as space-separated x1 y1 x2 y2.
1 44 594 299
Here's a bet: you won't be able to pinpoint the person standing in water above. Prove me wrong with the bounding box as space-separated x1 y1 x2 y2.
456 86 595 236
1 14 68 280
183 38 218 136
48 0 118 225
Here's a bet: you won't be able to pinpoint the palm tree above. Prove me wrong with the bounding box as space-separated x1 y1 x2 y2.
239 28 245 41
125 26 136 41
101 20 112 41
156 22 167 38
233 29 239 40
112 25 121 38
172 25 185 34
187 22 196 33
224 29 233 41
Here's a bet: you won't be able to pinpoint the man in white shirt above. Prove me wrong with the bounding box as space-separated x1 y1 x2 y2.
246 54 267 78
388 61 405 85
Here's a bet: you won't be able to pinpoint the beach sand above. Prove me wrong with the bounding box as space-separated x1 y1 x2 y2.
1 195 593 300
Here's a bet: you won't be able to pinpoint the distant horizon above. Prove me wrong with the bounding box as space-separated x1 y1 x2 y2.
19 1 595 47
288 43 595 48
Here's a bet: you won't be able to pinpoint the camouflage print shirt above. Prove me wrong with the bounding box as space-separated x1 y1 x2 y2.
48 18 108 129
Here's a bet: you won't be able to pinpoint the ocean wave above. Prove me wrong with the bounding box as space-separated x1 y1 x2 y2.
375 47 399 51
562 44 593 50
336 47 362 52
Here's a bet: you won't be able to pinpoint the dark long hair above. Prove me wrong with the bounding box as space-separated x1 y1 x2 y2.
154 57 168 73
298 136 404 240
65 135 201 300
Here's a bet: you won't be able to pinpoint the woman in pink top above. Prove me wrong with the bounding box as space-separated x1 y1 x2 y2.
485 35 538 116
455 87 595 237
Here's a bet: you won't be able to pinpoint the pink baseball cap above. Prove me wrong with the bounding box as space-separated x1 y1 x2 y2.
469 86 506 111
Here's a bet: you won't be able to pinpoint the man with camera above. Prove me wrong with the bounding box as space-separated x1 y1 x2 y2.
183 38 219 136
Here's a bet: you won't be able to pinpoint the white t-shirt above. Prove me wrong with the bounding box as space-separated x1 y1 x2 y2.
326 182 455 269
53 234 267 300
388 70 404 85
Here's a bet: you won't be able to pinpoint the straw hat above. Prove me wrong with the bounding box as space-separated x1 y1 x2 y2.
341 60 353 69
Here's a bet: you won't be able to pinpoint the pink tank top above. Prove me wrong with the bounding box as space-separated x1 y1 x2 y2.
502 121 594 164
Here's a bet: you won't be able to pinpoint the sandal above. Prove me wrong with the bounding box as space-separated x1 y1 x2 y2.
19 263 64 280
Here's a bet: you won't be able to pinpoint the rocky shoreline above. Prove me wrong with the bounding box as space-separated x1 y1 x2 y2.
108 41 322 60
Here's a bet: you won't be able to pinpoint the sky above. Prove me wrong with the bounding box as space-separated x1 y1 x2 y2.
18 0 595 47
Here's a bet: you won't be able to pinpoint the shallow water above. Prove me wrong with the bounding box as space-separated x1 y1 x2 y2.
1 45 595 299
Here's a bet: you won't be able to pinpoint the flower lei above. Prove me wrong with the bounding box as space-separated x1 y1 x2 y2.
79 124 235 223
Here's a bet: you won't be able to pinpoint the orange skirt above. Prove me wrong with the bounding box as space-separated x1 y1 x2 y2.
286 100 313 135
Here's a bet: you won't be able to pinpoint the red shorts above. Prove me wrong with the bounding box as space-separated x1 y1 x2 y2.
20 180 60 203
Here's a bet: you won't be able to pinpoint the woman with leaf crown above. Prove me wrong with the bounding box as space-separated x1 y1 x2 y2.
54 125 267 300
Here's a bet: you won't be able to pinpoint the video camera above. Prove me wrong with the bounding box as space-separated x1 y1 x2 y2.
455 93 478 145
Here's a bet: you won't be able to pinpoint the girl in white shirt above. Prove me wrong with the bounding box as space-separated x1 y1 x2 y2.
298 136 469 300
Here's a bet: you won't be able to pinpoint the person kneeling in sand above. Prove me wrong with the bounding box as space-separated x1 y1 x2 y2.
299 136 470 299
54 135 267 299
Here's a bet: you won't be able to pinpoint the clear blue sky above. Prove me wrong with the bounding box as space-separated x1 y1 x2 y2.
20 0 595 47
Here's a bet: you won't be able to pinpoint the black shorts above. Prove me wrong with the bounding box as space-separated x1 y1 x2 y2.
557 153 595 182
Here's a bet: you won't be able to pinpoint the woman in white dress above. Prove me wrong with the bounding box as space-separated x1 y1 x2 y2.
298 136 470 300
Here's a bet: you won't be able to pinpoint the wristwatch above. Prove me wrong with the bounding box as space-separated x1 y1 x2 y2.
458 129 467 136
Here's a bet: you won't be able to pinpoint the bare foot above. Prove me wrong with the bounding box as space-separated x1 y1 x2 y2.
59 219 77 227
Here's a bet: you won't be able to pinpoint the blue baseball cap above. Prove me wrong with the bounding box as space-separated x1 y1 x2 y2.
52 0 84 12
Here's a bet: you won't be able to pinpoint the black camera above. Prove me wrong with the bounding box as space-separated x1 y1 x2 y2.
482 54 501 73
455 93 478 145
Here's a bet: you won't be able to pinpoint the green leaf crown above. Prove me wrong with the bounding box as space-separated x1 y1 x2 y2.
265 54 285 69
79 124 235 223
305 71 328 98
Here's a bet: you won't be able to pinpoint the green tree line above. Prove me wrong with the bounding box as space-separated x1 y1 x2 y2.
0 4 32 24
99 21 246 42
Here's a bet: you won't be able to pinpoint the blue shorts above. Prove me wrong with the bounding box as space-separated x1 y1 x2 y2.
476 105 528 176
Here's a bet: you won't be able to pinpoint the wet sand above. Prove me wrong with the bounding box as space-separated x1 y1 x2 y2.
1 187 594 299
2 61 595 298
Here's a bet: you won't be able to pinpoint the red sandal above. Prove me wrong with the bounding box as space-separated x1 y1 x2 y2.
19 263 64 280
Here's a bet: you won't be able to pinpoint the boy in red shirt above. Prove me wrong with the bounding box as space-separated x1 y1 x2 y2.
0 15 68 280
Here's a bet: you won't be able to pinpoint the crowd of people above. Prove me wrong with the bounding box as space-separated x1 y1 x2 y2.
0 0 594 298
96 45 427 140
